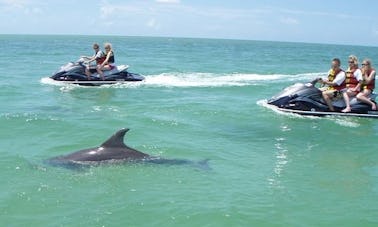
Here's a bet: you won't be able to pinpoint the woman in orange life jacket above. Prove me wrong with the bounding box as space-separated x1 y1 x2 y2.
341 55 363 113
83 43 106 80
318 58 346 111
97 43 116 81
356 59 377 110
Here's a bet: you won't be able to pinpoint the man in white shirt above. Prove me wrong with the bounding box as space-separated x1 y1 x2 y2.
318 58 346 111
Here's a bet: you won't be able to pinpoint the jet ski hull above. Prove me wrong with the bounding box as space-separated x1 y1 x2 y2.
267 104 378 118
267 82 378 118
49 61 144 86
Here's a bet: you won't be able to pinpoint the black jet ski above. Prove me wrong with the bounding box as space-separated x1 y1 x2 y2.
267 80 378 118
49 58 145 86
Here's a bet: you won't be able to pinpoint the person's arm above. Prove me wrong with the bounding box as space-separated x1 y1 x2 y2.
86 56 97 63
353 83 362 92
81 53 96 60
351 69 363 91
81 54 96 63
321 71 345 86
322 80 337 86
363 70 376 84
319 70 332 85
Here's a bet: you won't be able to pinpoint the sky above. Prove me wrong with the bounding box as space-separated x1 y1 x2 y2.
1 0 378 46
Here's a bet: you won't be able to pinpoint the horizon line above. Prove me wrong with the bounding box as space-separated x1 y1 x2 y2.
0 33 377 48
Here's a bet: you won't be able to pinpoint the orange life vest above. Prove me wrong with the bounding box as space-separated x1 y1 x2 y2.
362 68 376 91
345 67 360 88
95 51 106 65
327 68 345 91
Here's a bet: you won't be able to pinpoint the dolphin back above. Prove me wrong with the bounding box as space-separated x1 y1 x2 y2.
45 128 210 171
100 128 130 148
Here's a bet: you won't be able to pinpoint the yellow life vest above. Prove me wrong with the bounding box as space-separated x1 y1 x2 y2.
327 68 345 90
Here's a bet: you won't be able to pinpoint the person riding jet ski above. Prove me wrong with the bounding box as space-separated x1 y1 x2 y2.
316 58 346 111
81 43 106 80
354 58 377 111
96 43 116 81
48 43 144 85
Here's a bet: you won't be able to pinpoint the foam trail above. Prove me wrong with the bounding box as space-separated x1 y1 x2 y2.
40 77 65 86
143 73 277 87
140 72 326 88
40 72 326 89
257 99 320 120
40 77 80 92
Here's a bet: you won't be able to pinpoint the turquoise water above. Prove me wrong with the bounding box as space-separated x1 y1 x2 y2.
1 35 378 226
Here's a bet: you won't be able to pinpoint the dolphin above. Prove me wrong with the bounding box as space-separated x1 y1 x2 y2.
47 128 209 170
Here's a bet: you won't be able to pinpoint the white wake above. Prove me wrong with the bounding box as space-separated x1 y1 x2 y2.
40 72 326 89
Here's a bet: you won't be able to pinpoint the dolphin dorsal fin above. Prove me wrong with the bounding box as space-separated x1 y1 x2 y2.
100 128 130 148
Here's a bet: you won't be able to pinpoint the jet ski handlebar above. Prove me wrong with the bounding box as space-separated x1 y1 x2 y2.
75 57 93 67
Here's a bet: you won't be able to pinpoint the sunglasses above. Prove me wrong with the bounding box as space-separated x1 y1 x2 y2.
348 61 354 64
362 63 370 66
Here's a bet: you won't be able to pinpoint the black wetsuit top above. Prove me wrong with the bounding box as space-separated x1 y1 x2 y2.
108 51 115 64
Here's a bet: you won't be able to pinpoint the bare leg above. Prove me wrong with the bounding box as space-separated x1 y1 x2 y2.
357 90 377 110
97 65 111 81
342 91 352 113
85 67 91 80
322 91 335 111
97 66 105 80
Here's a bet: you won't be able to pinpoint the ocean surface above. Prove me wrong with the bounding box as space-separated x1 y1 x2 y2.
1 35 378 226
